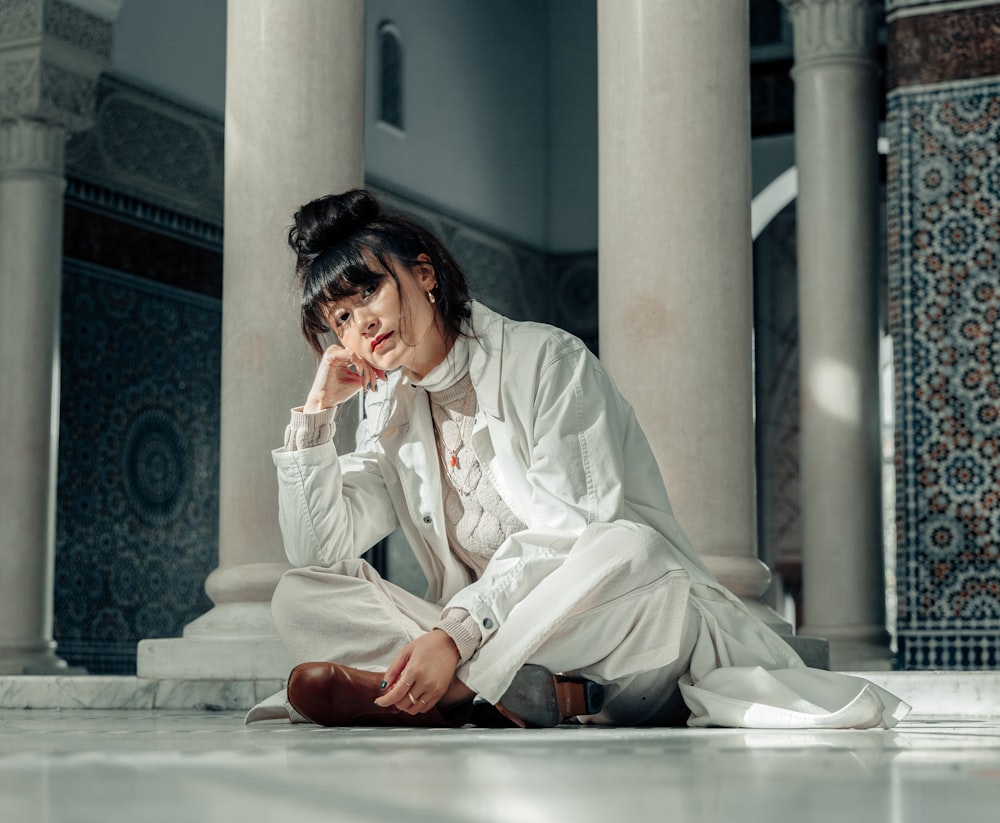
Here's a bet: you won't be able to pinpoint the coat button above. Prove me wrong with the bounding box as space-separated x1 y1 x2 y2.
482 618 493 629
422 515 432 524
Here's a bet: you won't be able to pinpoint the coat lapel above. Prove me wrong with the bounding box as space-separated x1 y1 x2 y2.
466 303 535 524
376 382 441 521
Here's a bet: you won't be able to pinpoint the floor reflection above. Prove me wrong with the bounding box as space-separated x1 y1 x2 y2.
2 712 998 823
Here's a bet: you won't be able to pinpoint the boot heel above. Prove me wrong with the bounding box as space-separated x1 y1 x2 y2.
496 664 605 728
553 675 605 718
581 678 605 715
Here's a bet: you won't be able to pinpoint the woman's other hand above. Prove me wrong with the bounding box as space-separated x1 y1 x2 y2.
374 630 461 714
303 343 386 413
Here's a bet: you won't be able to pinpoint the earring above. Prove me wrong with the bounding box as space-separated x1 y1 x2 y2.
427 290 436 304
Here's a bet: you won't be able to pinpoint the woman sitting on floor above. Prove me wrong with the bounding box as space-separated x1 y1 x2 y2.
250 188 907 730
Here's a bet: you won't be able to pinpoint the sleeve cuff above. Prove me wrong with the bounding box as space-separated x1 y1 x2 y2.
436 609 483 665
282 406 337 451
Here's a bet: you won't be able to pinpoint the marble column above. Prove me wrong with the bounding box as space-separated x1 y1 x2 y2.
0 0 117 674
137 0 365 679
0 122 70 674
597 1 790 634
782 0 890 669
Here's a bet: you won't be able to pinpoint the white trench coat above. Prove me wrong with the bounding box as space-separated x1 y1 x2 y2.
252 302 908 729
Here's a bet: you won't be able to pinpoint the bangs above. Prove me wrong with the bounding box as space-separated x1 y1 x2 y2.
300 241 395 345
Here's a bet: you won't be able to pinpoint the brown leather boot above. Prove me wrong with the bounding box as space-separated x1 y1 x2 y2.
287 661 603 729
286 662 508 728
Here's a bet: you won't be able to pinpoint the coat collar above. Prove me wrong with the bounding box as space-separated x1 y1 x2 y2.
466 301 505 420
374 301 505 447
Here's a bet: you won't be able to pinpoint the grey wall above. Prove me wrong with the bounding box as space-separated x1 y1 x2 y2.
106 1 793 255
365 0 552 249
110 0 599 253
546 0 598 252
112 0 227 117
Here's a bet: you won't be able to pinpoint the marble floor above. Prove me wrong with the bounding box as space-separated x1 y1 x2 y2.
2 710 999 823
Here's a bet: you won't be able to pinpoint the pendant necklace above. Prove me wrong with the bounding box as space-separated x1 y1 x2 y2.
434 379 476 473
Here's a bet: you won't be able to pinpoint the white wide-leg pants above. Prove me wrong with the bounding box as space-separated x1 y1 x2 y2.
271 521 701 725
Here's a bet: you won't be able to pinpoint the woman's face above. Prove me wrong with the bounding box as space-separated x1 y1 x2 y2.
326 252 446 380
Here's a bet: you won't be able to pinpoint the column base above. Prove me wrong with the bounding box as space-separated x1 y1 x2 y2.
0 641 85 675
0 674 284 711
701 554 830 668
137 601 293 681
702 553 795 635
781 634 830 670
800 624 893 671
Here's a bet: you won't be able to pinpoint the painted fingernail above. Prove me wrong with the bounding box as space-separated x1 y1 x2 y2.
379 680 387 689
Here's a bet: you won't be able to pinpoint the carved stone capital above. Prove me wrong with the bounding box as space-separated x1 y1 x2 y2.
781 0 879 67
0 120 66 179
0 0 115 129
48 0 114 57
0 0 44 43
1 0 113 55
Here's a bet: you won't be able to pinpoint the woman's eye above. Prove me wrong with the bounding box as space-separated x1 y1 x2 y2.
362 283 377 299
335 311 350 326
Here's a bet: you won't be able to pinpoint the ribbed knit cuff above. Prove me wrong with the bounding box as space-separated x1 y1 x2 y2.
436 609 483 665
282 406 336 451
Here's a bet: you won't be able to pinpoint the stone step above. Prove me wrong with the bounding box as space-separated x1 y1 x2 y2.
0 675 283 712
848 670 1000 718
1 671 998 716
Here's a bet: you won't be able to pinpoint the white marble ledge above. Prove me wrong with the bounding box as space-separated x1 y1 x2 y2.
847 670 1000 717
2 671 999 716
0 676 285 711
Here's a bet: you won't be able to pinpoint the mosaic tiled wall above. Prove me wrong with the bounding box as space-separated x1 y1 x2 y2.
52 73 226 674
887 2 1000 668
54 258 222 673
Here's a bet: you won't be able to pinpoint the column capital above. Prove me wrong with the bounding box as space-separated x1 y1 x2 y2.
0 119 66 179
0 0 116 131
780 0 879 66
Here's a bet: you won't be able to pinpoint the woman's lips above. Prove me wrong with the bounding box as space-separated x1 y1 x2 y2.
371 331 392 353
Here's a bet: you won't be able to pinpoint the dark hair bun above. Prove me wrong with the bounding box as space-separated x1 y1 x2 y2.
288 188 379 258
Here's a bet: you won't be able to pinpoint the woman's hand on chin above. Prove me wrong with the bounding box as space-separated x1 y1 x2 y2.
303 343 387 413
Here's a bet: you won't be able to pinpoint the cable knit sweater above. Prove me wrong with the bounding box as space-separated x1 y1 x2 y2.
427 372 525 662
